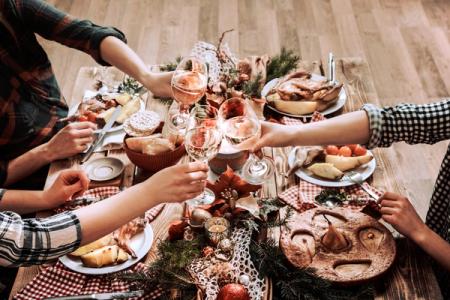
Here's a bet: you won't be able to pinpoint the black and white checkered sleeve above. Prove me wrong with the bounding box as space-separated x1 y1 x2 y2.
0 211 82 267
362 99 450 149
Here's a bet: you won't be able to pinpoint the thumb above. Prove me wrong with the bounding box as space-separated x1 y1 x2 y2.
64 181 85 200
251 139 264 153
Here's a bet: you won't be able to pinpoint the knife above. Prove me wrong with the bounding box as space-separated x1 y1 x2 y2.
43 290 145 300
81 105 122 164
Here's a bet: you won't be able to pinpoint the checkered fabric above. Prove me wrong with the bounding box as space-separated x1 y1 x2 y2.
13 262 162 300
363 100 450 298
12 187 165 300
279 180 383 212
281 111 326 125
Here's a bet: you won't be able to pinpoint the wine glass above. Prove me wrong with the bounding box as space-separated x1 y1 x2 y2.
170 56 208 131
218 97 275 184
185 126 222 205
188 104 218 130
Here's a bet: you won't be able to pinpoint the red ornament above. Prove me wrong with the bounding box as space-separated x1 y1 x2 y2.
168 220 188 241
202 246 214 257
217 283 250 300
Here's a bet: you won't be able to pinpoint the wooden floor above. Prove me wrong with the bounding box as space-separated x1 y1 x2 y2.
42 0 449 219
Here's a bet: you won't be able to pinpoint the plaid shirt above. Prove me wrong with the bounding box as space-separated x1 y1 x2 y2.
0 0 126 186
363 100 450 297
0 209 81 267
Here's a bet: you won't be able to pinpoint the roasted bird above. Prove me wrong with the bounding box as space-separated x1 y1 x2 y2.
113 217 146 258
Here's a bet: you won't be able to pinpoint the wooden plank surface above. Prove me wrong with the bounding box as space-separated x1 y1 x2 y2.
9 0 450 298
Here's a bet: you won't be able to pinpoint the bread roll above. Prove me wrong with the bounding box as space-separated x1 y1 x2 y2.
80 245 119 268
70 234 114 257
126 134 163 152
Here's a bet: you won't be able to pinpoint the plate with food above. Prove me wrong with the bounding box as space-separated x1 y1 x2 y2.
261 71 346 118
65 92 145 133
287 144 376 187
59 218 153 275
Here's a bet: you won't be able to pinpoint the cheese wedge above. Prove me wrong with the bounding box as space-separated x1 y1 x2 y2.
70 234 114 257
271 100 317 115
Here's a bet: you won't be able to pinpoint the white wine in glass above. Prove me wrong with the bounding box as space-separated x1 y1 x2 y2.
185 126 222 205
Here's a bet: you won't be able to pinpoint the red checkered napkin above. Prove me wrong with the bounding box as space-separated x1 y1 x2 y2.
279 180 384 212
56 186 165 223
13 262 162 300
13 187 167 300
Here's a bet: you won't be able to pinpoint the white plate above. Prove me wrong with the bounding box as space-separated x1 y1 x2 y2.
83 157 125 181
59 225 153 275
261 74 347 118
70 96 146 134
287 148 376 187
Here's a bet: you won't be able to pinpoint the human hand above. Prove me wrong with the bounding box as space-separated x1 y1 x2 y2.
143 162 208 203
378 192 427 241
142 71 174 98
45 122 97 161
239 121 296 152
42 170 90 208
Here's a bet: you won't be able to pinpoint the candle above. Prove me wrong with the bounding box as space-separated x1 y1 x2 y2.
205 217 230 245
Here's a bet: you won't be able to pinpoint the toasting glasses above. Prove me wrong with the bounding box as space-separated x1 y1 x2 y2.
218 97 275 184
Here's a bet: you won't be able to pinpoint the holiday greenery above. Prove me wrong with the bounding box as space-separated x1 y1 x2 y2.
266 47 300 82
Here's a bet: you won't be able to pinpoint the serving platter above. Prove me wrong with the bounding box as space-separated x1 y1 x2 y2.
288 148 376 187
280 207 396 284
59 225 153 275
261 74 347 118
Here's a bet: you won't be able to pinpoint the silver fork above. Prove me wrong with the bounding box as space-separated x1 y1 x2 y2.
344 171 379 201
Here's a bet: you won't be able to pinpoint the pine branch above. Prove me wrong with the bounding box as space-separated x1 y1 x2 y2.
266 48 300 82
242 74 263 97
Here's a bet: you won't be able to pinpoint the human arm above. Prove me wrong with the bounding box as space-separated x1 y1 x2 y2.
250 99 450 151
0 162 207 267
0 170 89 214
16 0 173 98
2 122 95 187
379 192 450 271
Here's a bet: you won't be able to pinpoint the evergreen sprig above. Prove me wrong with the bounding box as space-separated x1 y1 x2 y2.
242 74 263 98
159 56 183 72
266 47 300 82
117 77 144 95
250 239 374 300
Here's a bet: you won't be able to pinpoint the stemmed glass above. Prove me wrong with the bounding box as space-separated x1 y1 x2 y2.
170 56 208 131
188 104 218 129
218 97 275 184
185 125 222 205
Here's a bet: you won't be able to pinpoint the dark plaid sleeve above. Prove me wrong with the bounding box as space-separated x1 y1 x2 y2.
362 99 450 149
0 211 82 267
14 0 127 66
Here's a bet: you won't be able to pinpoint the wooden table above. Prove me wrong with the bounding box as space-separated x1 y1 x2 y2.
9 60 443 300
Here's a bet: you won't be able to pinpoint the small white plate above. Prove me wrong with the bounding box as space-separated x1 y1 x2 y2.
59 225 153 275
261 74 347 118
83 157 124 181
287 148 376 187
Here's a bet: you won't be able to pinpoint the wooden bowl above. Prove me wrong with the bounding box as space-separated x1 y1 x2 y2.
123 122 186 173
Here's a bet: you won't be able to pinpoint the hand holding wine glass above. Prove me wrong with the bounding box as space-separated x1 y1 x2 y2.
218 97 275 184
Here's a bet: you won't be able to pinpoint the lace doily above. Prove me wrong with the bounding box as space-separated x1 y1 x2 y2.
188 228 265 300
190 41 238 87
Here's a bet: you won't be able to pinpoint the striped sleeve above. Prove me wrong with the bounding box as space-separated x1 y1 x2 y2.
15 0 127 66
362 99 450 149
0 211 81 267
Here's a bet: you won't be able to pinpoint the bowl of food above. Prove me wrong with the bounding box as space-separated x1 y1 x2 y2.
123 111 186 173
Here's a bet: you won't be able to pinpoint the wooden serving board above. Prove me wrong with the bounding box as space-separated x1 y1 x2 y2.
280 207 396 284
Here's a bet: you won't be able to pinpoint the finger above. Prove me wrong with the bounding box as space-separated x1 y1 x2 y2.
381 214 395 224
65 181 85 200
66 121 97 130
183 181 205 194
76 144 89 152
71 128 95 139
75 137 94 145
182 161 209 173
380 191 402 201
184 191 202 200
380 207 397 215
183 170 208 182
380 199 399 208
